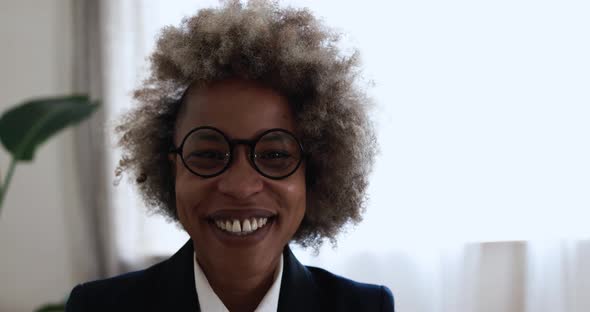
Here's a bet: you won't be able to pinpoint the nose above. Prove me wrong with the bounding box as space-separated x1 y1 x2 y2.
217 145 264 199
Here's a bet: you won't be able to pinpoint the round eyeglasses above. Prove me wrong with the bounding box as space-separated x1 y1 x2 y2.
169 126 304 179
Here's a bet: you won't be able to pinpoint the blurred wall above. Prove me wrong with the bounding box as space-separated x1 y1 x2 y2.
0 0 88 311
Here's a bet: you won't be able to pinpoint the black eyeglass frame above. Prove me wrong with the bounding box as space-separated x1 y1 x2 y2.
169 126 304 180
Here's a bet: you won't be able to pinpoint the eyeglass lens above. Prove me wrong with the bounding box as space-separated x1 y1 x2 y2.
181 128 301 178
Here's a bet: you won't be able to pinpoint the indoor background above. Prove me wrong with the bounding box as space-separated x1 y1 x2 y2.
0 0 588 311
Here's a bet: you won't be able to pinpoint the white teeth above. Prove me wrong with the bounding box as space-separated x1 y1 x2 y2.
243 219 252 232
232 219 241 233
214 217 269 235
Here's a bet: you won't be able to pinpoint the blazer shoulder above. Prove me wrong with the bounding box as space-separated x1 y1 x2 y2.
66 262 164 312
306 266 395 311
66 240 198 312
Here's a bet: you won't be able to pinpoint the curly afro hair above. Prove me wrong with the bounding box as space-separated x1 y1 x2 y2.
115 0 377 248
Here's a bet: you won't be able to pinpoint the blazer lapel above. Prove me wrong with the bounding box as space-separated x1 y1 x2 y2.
158 240 201 311
277 245 322 312
155 241 321 312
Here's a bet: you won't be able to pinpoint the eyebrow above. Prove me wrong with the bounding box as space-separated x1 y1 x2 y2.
259 133 290 143
194 133 224 142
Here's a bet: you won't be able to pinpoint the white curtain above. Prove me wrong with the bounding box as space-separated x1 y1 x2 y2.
99 1 590 311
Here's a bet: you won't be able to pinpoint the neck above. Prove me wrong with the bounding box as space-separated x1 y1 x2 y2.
196 252 281 312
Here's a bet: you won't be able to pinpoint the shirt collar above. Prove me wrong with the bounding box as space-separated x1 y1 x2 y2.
193 251 284 312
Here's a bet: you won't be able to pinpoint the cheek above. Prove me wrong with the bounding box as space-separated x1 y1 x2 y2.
174 178 191 230
285 183 306 205
174 166 209 227
282 172 307 217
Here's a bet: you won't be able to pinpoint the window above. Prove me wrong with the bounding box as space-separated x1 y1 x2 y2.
106 0 590 265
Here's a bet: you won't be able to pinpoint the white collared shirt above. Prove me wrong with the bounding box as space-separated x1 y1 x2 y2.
193 252 284 312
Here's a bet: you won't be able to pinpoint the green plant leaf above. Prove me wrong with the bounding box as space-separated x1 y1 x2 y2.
0 95 99 161
34 303 65 312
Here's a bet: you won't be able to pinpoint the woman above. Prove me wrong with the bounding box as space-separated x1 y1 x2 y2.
67 1 394 311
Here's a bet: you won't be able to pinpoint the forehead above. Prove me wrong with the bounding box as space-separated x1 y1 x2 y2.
175 79 296 141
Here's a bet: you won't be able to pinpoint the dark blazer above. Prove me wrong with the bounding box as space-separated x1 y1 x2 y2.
66 240 394 311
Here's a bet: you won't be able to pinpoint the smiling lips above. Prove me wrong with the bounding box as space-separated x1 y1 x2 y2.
207 208 276 236
214 217 270 235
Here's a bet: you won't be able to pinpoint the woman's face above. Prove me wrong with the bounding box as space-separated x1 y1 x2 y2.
172 79 306 274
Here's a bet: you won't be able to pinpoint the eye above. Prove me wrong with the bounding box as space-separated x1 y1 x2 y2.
256 150 292 160
255 150 295 172
184 149 229 171
188 150 228 160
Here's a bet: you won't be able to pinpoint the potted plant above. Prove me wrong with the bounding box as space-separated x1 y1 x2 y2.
0 95 98 311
